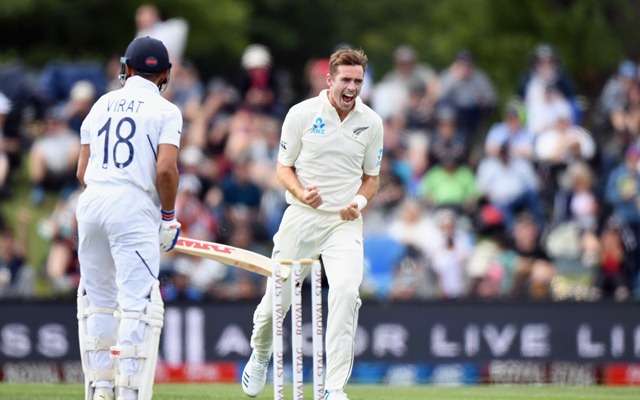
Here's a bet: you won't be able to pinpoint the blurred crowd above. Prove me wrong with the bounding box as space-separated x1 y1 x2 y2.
1 9 640 303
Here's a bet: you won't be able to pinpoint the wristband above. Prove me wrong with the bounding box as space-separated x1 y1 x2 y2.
161 209 176 221
353 194 368 210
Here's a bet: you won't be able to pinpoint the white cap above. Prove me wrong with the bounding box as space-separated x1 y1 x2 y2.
70 80 96 101
178 173 202 195
179 145 205 167
241 44 272 69
555 103 572 121
0 92 11 114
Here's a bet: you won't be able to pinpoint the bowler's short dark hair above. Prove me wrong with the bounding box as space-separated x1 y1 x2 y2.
329 48 368 77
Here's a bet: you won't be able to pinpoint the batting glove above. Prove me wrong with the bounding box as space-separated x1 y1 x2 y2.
159 209 181 252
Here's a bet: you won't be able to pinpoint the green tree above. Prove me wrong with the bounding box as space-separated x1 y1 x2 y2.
0 0 638 115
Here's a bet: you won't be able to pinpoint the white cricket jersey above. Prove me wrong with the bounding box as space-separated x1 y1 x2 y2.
278 89 384 212
80 76 182 198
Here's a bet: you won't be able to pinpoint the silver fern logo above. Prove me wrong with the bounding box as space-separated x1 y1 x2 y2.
352 126 368 139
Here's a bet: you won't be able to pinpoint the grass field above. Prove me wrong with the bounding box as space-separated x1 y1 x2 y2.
1 383 639 400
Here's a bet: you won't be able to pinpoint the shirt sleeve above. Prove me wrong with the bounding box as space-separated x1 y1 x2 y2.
484 123 508 152
159 104 183 147
363 114 384 176
278 106 303 167
79 103 98 145
577 128 596 159
534 132 554 161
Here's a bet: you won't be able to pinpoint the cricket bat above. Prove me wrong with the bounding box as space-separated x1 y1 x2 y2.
173 236 290 280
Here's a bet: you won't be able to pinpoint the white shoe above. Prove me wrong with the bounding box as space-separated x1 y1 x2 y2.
93 388 114 400
324 390 350 400
242 351 270 397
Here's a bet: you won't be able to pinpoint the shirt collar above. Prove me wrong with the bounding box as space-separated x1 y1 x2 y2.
125 76 160 93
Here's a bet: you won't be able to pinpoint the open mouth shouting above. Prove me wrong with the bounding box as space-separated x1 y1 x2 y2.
341 92 356 108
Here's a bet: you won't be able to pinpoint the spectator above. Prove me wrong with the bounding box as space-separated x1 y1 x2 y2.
135 3 188 65
0 210 35 299
0 62 44 170
544 162 601 288
517 43 580 129
182 104 232 221
219 156 263 243
186 76 238 150
244 116 287 239
373 44 440 125
554 161 599 232
177 146 224 226
223 110 276 168
438 49 497 142
365 148 408 232
388 244 433 301
175 173 218 241
466 204 516 299
427 106 465 168
404 80 435 134
381 116 407 169
28 106 81 205
591 217 631 301
236 43 289 118
105 54 125 93
601 79 640 194
610 79 640 147
604 143 640 293
0 92 11 197
178 145 210 185
245 115 281 175
526 82 574 136
386 198 438 252
425 208 474 299
418 153 479 216
36 61 105 109
302 57 330 100
39 187 81 295
534 105 596 166
0 91 10 129
363 149 410 234
596 59 638 134
484 100 534 160
534 106 596 200
510 213 556 299
476 142 544 232
403 140 430 199
164 59 205 127
61 80 96 134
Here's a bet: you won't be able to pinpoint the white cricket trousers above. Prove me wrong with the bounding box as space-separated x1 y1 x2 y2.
250 205 364 391
76 185 161 382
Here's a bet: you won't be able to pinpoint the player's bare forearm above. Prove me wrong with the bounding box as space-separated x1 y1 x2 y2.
156 144 179 212
276 161 302 197
76 145 90 188
358 173 380 203
276 161 323 208
339 174 379 221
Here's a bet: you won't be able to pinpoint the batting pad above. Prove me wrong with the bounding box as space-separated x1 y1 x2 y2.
110 281 164 400
77 281 117 400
